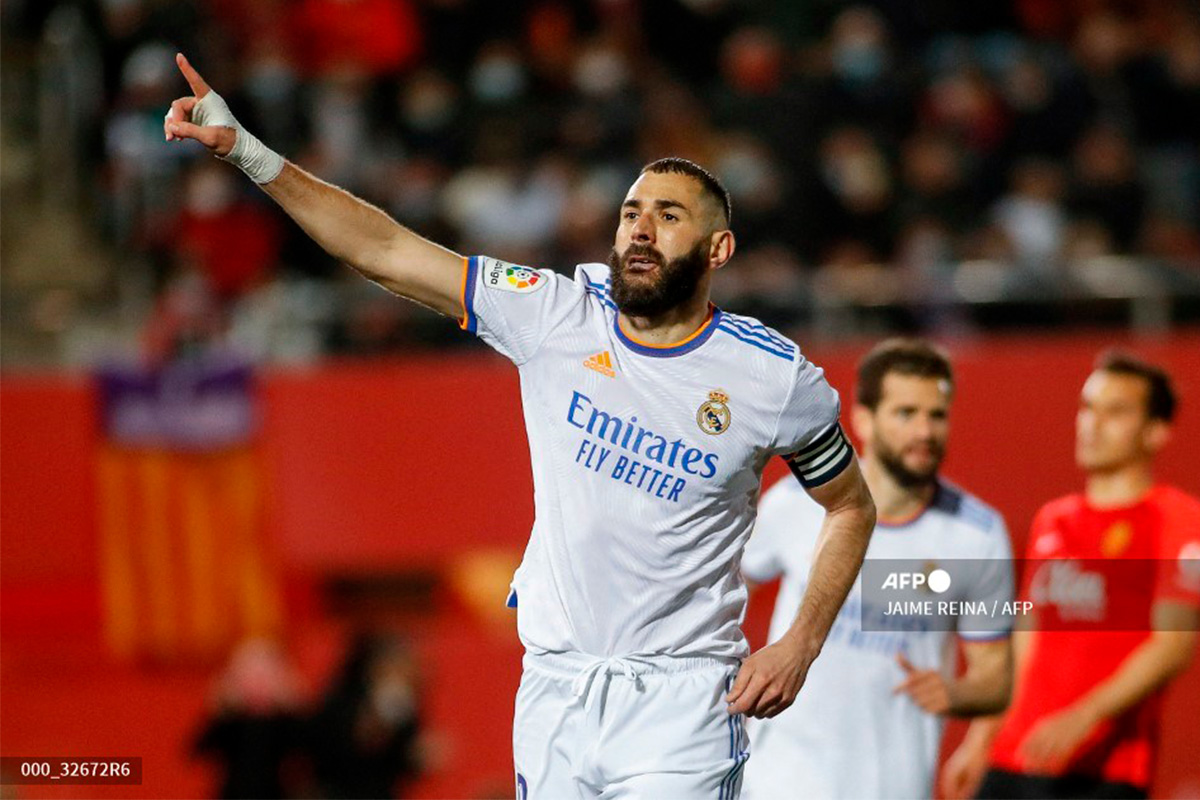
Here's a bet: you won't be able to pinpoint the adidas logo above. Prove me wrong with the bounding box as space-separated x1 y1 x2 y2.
583 350 616 378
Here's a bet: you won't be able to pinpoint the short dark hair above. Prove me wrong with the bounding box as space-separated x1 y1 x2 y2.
1095 350 1177 422
640 157 732 227
856 338 954 410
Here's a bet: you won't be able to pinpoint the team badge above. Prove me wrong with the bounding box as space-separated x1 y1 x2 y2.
696 390 731 435
483 259 545 293
1101 520 1132 557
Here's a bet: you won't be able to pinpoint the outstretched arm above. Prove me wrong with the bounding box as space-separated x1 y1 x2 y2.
727 459 875 718
164 53 464 318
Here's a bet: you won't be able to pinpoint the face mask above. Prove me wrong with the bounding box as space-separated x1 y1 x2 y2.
718 147 771 200
573 48 629 98
245 60 297 107
469 56 526 103
186 170 236 215
833 41 885 84
403 77 457 132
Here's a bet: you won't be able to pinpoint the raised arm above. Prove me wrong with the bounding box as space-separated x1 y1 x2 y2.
727 458 875 718
164 53 464 318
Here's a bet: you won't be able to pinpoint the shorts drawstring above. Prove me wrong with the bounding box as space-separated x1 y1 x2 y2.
571 656 650 712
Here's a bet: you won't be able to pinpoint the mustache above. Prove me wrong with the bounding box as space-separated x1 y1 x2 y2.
621 244 665 267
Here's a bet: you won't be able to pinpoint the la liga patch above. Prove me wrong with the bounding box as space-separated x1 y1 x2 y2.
482 260 545 293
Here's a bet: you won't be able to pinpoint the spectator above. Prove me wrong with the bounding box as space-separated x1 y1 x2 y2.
897 132 974 232
992 158 1068 272
1068 125 1145 251
193 638 307 800
998 50 1090 159
821 6 916 140
292 0 422 79
172 161 283 302
310 633 425 799
812 127 895 258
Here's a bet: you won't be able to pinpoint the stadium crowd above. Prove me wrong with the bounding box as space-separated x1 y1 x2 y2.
10 0 1200 357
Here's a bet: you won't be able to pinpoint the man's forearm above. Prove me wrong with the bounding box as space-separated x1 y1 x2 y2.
165 56 466 318
1075 631 1195 724
950 668 1011 716
260 163 463 314
959 714 1005 757
948 639 1013 716
781 491 875 656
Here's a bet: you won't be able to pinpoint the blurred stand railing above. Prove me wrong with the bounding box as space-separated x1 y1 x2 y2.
715 253 1200 345
4 252 1197 371
808 255 1199 340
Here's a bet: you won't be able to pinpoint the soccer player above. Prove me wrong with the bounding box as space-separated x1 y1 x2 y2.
741 339 1015 800
164 55 877 798
943 352 1200 800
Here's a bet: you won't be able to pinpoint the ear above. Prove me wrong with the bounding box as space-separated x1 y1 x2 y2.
1143 420 1171 454
709 229 735 270
851 403 873 447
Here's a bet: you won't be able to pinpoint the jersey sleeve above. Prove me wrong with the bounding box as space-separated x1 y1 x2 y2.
1154 493 1200 608
741 480 795 582
459 255 583 365
958 517 1016 641
772 356 852 489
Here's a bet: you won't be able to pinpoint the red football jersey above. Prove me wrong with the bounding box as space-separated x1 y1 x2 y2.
990 486 1200 788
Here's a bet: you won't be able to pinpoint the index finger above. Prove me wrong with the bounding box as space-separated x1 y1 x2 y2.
896 651 917 673
727 673 766 715
176 53 210 98
725 667 750 703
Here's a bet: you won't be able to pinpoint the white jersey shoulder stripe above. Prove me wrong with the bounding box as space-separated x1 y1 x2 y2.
719 313 793 351
715 324 795 360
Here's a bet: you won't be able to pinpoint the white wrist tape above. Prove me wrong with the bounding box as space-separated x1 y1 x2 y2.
190 91 285 184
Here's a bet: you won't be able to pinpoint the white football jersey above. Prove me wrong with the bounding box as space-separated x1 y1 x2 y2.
460 256 851 660
740 477 1013 800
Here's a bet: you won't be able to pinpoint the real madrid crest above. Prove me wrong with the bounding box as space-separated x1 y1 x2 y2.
697 390 732 435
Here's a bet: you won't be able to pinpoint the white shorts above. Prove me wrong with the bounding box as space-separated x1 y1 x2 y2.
513 651 750 799
738 720 828 800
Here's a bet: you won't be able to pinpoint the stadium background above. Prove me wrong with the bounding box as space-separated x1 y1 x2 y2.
2 0 1198 798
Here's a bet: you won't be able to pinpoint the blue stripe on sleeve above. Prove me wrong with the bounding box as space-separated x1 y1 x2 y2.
720 315 792 351
463 256 480 334
715 325 795 360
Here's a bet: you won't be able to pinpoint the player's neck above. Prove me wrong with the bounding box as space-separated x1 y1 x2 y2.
617 294 713 346
1085 462 1155 509
862 457 937 523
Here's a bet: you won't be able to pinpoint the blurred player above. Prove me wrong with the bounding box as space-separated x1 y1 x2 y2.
741 339 1014 799
944 352 1200 800
164 55 877 798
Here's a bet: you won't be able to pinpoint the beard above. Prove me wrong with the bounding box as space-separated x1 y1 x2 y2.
607 239 710 318
875 437 944 490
